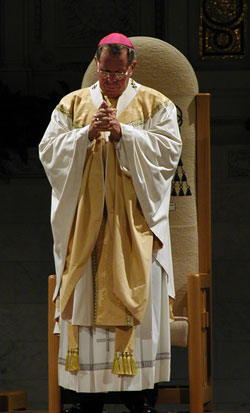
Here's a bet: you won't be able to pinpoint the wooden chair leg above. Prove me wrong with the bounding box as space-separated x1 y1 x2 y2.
188 273 213 413
188 273 204 413
48 275 61 413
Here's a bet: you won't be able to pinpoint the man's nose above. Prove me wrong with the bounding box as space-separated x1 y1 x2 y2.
105 74 118 82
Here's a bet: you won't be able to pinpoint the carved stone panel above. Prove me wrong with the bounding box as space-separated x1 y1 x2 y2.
55 0 138 46
200 0 247 59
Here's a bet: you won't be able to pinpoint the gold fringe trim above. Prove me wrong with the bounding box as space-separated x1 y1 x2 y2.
91 246 98 326
65 348 80 373
56 104 72 119
129 100 170 127
112 352 137 376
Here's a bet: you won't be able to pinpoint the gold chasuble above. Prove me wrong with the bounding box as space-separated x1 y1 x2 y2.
58 90 161 376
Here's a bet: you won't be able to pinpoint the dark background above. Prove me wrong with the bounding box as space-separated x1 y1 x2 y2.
0 0 250 410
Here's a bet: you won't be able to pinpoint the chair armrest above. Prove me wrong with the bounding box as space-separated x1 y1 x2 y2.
170 317 189 347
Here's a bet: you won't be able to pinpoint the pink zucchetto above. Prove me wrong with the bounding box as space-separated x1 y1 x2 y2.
98 33 134 49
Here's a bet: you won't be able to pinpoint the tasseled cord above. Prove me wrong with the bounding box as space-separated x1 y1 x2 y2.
65 348 80 373
112 352 137 376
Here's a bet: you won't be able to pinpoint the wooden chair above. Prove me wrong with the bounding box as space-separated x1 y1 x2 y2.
0 390 28 411
48 36 212 413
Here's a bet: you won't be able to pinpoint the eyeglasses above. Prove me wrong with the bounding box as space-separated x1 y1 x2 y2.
97 63 129 80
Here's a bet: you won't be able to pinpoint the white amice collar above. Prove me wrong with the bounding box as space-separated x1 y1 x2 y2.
89 79 140 118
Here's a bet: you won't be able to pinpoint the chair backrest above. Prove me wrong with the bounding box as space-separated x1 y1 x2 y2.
82 37 200 317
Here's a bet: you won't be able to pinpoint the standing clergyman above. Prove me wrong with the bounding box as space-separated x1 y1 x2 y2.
39 33 182 413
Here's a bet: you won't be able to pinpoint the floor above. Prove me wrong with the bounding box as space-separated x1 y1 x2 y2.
3 409 249 413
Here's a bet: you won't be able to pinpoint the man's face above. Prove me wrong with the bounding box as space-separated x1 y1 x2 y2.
95 48 135 98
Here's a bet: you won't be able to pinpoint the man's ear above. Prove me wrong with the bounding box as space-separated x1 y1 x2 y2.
94 56 98 67
130 60 137 73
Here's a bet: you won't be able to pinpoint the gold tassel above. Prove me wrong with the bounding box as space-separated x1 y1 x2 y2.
65 348 80 373
123 352 129 375
118 353 125 375
130 352 138 376
126 352 132 375
112 352 137 376
112 352 120 375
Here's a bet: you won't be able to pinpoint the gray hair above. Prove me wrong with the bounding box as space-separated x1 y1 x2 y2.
95 44 136 66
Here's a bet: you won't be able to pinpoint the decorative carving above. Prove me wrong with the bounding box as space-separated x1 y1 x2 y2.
171 106 192 197
171 158 192 197
176 104 183 129
56 0 138 46
200 0 247 59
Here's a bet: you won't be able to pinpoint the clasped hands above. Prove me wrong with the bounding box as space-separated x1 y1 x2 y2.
88 100 121 142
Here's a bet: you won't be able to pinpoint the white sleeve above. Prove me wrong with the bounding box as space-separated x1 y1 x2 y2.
116 101 182 224
39 108 90 197
39 108 92 300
